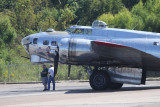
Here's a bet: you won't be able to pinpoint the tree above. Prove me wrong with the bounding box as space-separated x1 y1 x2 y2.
0 14 16 47
98 0 160 33
57 5 75 30
13 0 36 36
0 0 16 12
122 0 147 10
112 0 124 14
36 8 58 31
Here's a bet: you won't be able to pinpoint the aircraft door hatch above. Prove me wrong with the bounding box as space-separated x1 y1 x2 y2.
146 34 160 58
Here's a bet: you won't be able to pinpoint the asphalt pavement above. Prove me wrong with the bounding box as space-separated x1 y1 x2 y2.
0 80 160 107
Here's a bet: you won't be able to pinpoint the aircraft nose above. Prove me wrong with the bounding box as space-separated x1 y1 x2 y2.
21 36 31 53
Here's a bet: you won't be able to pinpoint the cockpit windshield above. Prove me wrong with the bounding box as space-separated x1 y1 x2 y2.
72 29 84 34
72 28 92 35
66 27 92 35
66 27 75 33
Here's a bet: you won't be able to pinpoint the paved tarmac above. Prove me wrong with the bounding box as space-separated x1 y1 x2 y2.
0 80 160 107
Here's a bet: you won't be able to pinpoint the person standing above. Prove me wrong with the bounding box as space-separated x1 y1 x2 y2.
41 64 48 91
48 64 55 90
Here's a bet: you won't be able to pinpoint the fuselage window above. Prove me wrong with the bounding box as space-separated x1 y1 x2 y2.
84 29 92 35
51 41 57 46
33 38 38 44
43 40 49 45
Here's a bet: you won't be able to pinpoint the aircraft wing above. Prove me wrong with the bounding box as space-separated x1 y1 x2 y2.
91 41 144 67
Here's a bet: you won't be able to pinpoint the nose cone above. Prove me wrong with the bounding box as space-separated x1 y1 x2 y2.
21 36 30 45
21 36 30 54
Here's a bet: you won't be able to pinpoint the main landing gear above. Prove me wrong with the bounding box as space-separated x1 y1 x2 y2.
89 70 123 90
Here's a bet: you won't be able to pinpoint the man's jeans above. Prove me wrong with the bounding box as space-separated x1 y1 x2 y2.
48 76 55 90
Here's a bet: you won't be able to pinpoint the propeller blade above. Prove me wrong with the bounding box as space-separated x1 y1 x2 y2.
54 51 59 77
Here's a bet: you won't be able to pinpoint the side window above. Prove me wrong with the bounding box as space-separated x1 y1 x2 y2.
84 29 92 35
33 38 38 44
43 40 49 45
87 29 92 35
51 41 57 46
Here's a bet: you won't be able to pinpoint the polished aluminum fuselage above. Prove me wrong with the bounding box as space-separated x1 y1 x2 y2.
22 25 160 71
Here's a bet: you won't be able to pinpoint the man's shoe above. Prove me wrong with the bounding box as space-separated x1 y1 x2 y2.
43 89 48 91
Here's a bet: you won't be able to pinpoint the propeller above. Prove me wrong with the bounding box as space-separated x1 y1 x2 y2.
54 51 59 77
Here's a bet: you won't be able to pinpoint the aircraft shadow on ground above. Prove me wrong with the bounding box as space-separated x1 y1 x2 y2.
65 86 160 94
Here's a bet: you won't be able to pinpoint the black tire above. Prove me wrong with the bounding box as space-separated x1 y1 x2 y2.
89 70 110 90
109 82 123 89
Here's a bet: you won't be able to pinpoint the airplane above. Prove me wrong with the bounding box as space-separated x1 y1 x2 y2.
21 20 160 90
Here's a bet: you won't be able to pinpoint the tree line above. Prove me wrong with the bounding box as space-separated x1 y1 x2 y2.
98 0 160 33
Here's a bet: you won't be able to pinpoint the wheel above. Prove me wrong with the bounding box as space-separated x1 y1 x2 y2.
109 82 123 89
89 70 110 90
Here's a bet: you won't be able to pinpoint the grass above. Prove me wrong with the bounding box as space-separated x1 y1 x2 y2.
0 64 160 83
0 64 89 83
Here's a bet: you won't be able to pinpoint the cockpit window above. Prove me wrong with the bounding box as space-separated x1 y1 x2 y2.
66 28 75 33
72 28 92 35
51 41 57 46
72 29 84 34
33 38 38 44
43 40 49 45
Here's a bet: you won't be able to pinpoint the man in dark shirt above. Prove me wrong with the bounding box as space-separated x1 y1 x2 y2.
41 64 48 91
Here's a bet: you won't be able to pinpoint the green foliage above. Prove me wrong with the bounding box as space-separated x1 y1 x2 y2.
122 0 140 10
0 64 88 82
36 8 58 31
114 9 134 29
122 0 147 10
132 0 160 32
13 0 36 36
0 14 16 47
98 9 135 29
0 0 16 12
112 0 124 14
0 64 40 82
57 5 76 30
0 67 3 82
98 0 160 33
75 0 124 25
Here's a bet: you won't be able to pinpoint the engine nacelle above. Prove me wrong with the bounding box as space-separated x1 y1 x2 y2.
59 38 98 64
